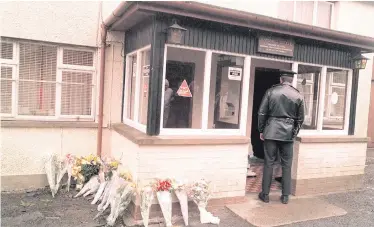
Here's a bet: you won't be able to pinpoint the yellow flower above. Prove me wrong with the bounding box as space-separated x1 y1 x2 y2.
110 161 119 169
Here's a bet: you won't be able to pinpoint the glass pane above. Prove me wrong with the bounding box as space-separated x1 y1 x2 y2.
18 42 57 116
208 53 244 129
1 42 13 60
317 2 332 28
278 1 294 21
18 81 56 116
138 49 151 125
296 65 321 130
323 69 348 130
61 71 92 115
1 66 13 114
126 54 137 120
63 49 94 66
295 1 314 25
163 47 205 129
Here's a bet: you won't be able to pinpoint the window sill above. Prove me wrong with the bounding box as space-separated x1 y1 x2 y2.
112 123 250 146
1 120 98 128
296 136 369 143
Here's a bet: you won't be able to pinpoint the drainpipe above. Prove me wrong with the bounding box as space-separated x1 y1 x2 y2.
97 23 107 157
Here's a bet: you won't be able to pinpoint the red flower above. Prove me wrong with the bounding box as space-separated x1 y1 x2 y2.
156 179 172 191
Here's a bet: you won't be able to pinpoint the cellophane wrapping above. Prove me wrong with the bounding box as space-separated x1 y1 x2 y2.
156 191 172 227
140 185 154 227
189 179 220 225
44 153 57 197
106 183 135 226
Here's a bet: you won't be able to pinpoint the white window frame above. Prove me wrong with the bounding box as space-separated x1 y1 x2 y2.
121 45 352 136
284 1 334 29
158 44 251 136
290 62 352 136
122 45 151 133
0 40 96 121
324 71 349 120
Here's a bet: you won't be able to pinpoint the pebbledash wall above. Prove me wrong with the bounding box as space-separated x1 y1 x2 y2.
0 1 123 191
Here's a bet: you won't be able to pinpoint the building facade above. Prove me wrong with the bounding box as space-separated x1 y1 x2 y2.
1 1 374 214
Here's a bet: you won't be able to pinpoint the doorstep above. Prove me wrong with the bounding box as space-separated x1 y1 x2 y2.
226 193 347 227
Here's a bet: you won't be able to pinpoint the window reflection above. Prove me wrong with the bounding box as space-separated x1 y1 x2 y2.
208 53 244 129
163 47 205 129
296 65 321 130
323 69 348 130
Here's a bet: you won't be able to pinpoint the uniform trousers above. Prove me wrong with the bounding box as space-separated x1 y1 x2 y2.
262 139 293 195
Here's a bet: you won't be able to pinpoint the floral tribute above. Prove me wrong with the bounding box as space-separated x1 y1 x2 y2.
154 179 173 227
72 154 101 190
44 154 222 227
172 179 189 226
189 179 220 224
139 184 154 227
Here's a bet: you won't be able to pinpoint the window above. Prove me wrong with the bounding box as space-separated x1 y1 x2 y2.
123 46 151 129
163 47 205 129
296 65 321 130
208 53 244 129
295 64 351 133
278 1 333 29
323 69 348 130
0 39 95 119
158 45 249 135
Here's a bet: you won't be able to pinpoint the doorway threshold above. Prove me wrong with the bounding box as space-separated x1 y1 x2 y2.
246 161 282 194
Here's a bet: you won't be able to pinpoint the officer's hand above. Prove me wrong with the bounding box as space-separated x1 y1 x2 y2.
260 133 264 141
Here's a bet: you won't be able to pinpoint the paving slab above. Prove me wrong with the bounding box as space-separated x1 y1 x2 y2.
227 193 347 227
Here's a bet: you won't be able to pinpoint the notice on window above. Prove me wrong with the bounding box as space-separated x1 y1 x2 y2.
176 79 192 97
228 67 242 81
143 65 150 77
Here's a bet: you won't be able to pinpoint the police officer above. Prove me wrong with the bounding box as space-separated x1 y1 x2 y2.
258 69 305 204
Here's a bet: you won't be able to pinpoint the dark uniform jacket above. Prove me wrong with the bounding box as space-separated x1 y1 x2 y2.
258 82 305 142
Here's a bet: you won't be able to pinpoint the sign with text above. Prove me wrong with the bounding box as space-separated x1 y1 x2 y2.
228 67 242 81
176 80 192 97
257 36 294 57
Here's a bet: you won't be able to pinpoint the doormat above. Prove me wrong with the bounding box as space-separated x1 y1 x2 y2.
227 195 347 227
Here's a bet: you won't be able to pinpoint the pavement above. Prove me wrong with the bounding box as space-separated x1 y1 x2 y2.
1 149 374 227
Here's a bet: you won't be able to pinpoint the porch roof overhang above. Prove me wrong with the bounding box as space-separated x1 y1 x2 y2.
104 1 374 52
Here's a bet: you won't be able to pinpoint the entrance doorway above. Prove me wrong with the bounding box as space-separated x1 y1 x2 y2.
250 68 281 159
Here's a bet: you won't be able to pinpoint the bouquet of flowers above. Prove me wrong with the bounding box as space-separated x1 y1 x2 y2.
106 182 136 226
72 154 101 190
44 153 58 197
92 158 120 205
55 154 75 194
139 185 154 227
188 179 220 224
154 179 173 227
172 179 189 226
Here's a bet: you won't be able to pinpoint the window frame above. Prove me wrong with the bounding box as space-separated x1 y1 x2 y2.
0 40 96 120
282 0 335 29
158 44 251 136
122 45 151 133
291 63 352 136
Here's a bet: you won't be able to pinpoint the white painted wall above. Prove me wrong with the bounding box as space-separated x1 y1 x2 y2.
1 128 97 176
110 131 249 199
332 1 374 137
198 0 279 18
292 141 367 180
0 1 122 47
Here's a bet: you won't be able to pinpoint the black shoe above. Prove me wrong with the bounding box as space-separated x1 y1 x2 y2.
258 192 269 203
280 195 289 204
